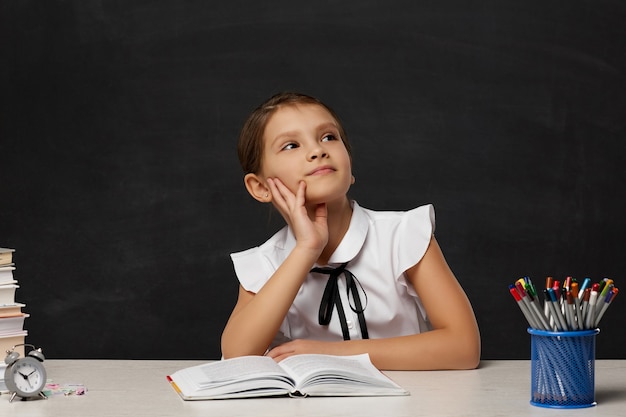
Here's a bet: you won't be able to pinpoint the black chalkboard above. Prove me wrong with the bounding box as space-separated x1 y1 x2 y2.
1 0 625 360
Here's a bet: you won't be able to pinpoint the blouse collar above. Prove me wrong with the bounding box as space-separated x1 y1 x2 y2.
285 200 369 267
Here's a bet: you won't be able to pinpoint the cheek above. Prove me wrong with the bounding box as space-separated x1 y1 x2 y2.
265 168 301 194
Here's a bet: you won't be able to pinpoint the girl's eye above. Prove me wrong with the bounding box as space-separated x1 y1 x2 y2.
321 134 337 142
282 142 298 151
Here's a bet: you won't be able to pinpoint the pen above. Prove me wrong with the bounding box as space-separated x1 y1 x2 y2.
564 276 572 293
509 286 538 329
600 279 613 300
594 287 618 327
584 285 599 329
552 281 561 300
578 277 591 299
523 278 550 330
581 288 591 324
565 291 578 330
570 282 580 326
546 288 567 331
527 289 550 330
544 277 554 328
545 276 553 290
589 283 600 305
509 276 618 333
552 280 563 311
513 282 542 329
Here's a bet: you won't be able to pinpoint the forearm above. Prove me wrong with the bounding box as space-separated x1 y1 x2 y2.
221 246 319 358
267 319 480 370
343 326 481 371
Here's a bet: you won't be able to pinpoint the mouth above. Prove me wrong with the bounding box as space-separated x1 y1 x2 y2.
307 165 336 176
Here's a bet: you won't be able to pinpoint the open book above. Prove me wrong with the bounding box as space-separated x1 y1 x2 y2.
167 353 409 400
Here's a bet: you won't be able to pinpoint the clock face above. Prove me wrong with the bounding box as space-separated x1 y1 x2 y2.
5 356 47 397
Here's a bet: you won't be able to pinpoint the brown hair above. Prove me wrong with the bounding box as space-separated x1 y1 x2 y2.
237 92 351 174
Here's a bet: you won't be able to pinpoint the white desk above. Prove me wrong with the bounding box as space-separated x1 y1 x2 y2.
1 360 624 416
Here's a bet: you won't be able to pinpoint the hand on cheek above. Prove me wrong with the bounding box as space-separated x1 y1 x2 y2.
267 178 300 207
267 178 328 255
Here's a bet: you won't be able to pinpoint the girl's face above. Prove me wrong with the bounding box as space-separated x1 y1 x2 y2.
258 103 353 206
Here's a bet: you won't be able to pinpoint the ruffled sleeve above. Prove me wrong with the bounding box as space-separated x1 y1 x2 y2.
230 227 291 293
393 204 436 297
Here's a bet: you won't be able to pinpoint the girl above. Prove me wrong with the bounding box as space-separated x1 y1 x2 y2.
221 92 480 370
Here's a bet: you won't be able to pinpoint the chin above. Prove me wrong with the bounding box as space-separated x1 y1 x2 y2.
305 190 350 206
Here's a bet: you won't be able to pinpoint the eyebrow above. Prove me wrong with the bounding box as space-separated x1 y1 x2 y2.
271 122 340 145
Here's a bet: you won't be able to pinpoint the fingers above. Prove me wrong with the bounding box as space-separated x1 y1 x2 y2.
267 343 296 362
313 202 328 225
267 178 306 218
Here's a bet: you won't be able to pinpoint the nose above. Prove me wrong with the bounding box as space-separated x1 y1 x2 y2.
307 145 328 161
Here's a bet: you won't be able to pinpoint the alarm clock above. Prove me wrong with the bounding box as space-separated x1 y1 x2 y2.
4 344 48 402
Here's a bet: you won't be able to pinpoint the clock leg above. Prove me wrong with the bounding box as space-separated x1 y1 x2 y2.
9 392 17 403
38 392 48 400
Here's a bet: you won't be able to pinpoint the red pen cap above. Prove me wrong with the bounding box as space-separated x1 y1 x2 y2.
583 288 591 302
509 287 522 301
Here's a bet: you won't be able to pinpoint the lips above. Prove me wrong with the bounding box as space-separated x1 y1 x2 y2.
307 165 335 176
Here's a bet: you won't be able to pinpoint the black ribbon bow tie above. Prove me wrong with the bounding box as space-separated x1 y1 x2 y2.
310 262 369 340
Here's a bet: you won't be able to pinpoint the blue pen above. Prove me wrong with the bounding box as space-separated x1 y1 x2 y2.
548 288 568 331
578 277 591 300
544 289 564 331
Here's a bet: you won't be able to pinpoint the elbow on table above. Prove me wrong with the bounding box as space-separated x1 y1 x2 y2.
457 347 481 370
221 338 267 360
221 343 249 360
455 331 481 370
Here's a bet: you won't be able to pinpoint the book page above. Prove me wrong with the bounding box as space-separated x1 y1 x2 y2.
169 355 298 399
279 353 407 395
280 354 376 381
186 356 289 388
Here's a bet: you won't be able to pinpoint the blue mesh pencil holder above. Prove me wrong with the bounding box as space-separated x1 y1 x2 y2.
528 328 599 408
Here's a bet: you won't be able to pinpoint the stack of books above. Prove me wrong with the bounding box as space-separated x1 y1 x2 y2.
1 248 28 391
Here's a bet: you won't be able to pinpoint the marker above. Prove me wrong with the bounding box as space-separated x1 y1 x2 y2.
514 282 542 329
600 279 614 299
552 281 562 300
570 282 581 326
564 276 572 292
591 282 600 295
584 285 599 329
595 287 618 327
545 276 553 290
581 288 591 325
578 277 591 299
522 278 549 330
547 288 568 331
509 286 538 329
544 277 554 328
527 289 550 330
565 291 578 330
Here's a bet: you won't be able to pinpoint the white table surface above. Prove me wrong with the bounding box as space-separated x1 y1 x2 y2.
1 360 624 416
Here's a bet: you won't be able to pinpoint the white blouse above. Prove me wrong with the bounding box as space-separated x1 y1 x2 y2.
230 201 436 344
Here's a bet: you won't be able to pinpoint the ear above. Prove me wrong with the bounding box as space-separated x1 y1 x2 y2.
244 173 272 203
